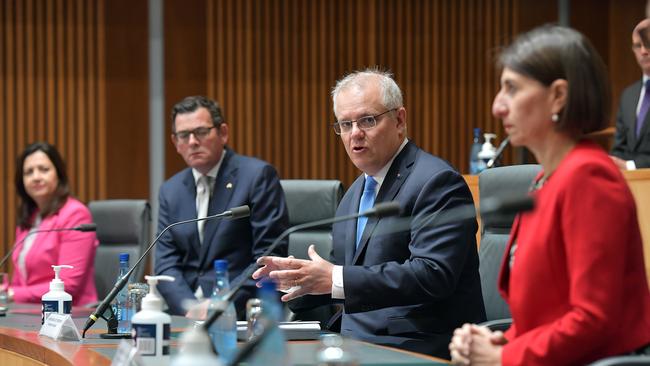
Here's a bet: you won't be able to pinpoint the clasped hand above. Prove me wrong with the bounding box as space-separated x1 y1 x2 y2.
449 324 505 366
252 244 334 302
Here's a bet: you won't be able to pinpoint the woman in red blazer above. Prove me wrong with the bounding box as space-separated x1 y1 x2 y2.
9 142 98 306
450 25 650 365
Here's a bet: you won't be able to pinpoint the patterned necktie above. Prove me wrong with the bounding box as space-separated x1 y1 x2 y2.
637 79 650 137
356 176 377 249
196 175 212 244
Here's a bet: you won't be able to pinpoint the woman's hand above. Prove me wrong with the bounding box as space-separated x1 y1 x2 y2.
467 325 504 366
450 323 473 365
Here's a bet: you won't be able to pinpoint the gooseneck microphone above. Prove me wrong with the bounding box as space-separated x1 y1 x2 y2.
81 205 251 338
201 201 402 331
0 223 97 271
487 136 510 169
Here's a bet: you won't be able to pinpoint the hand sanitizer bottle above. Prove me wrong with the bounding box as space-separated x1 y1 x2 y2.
171 328 223 366
477 133 497 173
41 265 73 324
131 275 174 366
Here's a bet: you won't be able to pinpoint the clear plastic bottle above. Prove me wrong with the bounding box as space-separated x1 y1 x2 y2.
315 333 359 366
208 259 238 364
171 328 224 366
469 128 482 175
113 252 132 334
249 280 288 366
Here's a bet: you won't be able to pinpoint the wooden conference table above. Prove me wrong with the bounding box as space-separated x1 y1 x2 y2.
0 305 448 365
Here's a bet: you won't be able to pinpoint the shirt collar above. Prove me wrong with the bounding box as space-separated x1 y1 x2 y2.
192 149 226 185
364 138 408 190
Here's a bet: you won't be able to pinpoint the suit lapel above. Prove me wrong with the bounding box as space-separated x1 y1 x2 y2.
199 150 237 267
345 176 365 265
181 170 203 256
352 142 417 264
629 80 644 149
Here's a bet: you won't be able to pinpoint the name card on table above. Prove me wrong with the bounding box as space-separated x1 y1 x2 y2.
39 313 81 341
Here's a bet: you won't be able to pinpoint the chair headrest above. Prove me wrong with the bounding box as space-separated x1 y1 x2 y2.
479 165 541 231
88 199 150 243
280 180 344 226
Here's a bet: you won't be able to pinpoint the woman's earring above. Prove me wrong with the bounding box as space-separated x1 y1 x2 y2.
551 114 559 123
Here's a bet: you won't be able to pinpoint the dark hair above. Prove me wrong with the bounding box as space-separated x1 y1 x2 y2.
15 142 70 229
170 96 224 132
498 24 610 137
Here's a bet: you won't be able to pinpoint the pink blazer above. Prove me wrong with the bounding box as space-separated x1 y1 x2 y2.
12 197 98 305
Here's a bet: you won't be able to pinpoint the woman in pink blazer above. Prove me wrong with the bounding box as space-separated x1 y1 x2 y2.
449 25 650 365
9 142 98 306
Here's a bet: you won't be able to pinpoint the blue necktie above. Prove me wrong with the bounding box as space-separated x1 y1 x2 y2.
637 79 650 137
356 177 377 249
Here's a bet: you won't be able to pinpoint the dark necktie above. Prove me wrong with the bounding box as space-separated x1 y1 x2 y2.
356 176 377 249
636 79 650 137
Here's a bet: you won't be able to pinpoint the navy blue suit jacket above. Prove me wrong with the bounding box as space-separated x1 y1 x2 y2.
154 148 289 316
611 79 650 168
333 141 485 358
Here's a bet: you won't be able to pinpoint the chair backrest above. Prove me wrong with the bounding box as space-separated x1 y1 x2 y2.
280 180 344 260
478 164 541 321
88 199 151 299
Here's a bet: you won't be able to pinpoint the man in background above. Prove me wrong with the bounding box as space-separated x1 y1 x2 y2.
254 69 485 359
155 95 289 316
611 19 650 169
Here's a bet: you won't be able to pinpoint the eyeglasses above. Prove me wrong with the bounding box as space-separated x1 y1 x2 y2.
332 108 397 135
173 126 216 143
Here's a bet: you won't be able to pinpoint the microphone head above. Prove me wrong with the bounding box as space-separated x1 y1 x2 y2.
228 205 250 219
480 195 534 216
364 201 402 218
75 223 97 232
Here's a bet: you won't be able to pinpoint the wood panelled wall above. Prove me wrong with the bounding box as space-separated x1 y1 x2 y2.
198 0 519 186
1 0 647 250
1 0 106 254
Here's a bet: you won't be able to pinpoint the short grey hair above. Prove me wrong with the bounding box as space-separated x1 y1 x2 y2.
331 68 403 115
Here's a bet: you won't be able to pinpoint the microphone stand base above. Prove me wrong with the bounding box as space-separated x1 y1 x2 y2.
99 332 132 339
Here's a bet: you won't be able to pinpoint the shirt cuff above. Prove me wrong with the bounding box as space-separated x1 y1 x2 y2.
626 160 637 170
331 265 345 299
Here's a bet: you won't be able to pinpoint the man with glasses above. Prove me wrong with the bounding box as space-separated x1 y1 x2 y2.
155 95 289 317
254 69 485 359
611 18 650 169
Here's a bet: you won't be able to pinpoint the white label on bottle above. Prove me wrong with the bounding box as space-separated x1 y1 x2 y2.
133 323 156 356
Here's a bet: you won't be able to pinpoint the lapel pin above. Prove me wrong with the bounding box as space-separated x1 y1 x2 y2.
226 182 233 189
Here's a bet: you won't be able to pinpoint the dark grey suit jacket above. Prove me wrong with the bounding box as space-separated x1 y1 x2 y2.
333 141 485 358
154 148 289 316
612 79 650 168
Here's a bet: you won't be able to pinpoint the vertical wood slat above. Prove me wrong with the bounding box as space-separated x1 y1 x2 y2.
0 0 106 263
205 0 518 187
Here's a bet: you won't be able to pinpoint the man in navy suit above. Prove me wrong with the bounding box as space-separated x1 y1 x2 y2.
611 18 650 169
155 96 289 316
254 70 485 358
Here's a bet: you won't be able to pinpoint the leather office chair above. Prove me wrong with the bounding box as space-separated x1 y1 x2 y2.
478 164 541 331
279 179 344 322
88 199 151 299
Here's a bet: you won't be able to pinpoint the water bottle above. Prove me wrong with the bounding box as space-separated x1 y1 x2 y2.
248 280 288 366
469 128 482 175
208 259 238 364
315 333 359 366
113 253 132 334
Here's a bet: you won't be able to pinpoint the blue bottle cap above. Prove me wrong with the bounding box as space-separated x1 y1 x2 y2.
119 253 129 262
214 259 228 272
259 279 277 293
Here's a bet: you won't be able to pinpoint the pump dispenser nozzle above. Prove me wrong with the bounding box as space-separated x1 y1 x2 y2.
142 275 174 311
50 265 74 291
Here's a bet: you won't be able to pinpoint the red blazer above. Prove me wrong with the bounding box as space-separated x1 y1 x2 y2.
12 197 98 306
499 140 650 365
